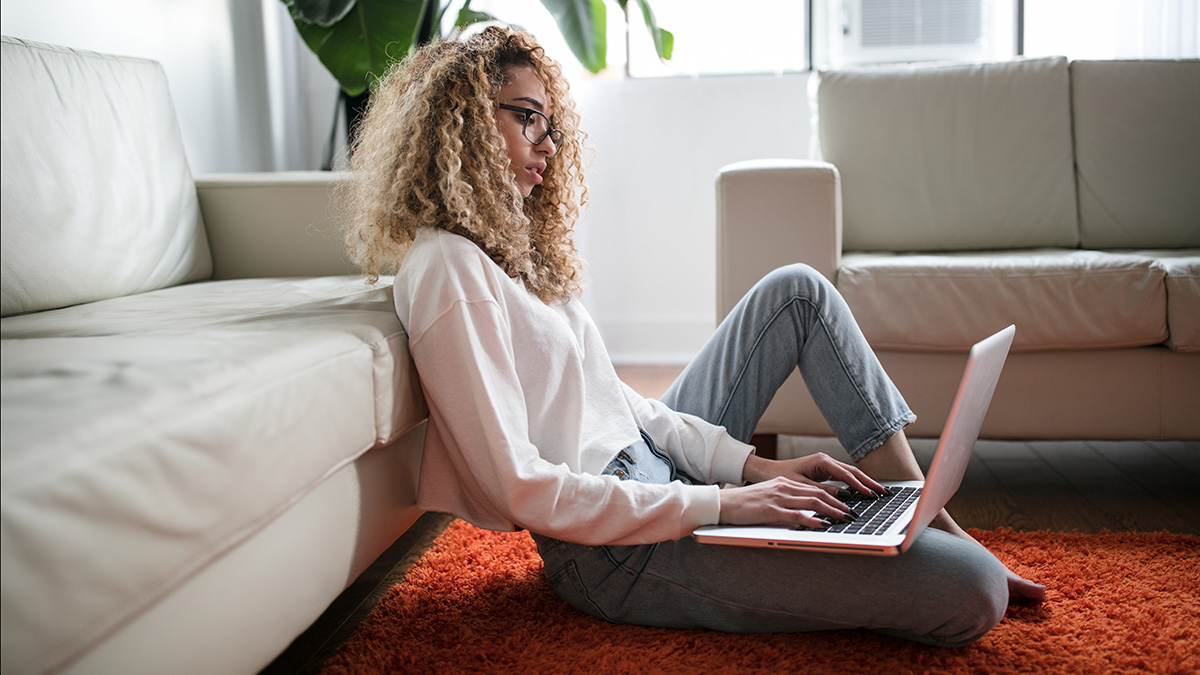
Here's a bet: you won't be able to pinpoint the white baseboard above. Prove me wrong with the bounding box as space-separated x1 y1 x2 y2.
599 314 713 366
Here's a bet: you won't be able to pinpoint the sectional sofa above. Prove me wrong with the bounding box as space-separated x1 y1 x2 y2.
717 57 1199 442
1 37 427 674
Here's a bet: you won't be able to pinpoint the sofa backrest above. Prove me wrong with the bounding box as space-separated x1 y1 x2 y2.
816 57 1079 252
1 37 211 318
1071 59 1200 249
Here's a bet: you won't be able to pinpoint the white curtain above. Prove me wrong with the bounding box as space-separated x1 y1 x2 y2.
1023 0 1200 60
228 0 343 172
0 0 341 173
1115 0 1200 58
259 0 345 171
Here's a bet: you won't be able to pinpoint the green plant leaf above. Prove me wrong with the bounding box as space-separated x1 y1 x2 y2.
415 0 440 45
631 0 672 60
286 0 356 26
456 7 499 28
284 0 426 96
449 0 492 29
539 0 607 73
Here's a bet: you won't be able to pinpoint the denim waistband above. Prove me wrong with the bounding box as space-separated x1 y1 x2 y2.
602 429 695 485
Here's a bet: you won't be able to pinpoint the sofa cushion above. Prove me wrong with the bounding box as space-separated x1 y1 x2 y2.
817 57 1078 252
1072 60 1200 249
1127 250 1200 352
0 37 211 318
0 277 423 674
837 249 1167 352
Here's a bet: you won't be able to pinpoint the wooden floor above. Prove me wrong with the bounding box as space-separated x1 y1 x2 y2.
262 364 1200 674
781 435 1200 534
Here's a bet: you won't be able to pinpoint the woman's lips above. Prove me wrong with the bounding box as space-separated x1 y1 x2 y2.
526 167 544 185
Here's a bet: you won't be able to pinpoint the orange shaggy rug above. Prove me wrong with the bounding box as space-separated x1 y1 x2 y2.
320 521 1199 674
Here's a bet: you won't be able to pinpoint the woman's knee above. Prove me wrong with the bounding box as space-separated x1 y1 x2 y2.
928 540 1009 647
760 263 828 289
891 531 1008 647
746 264 833 308
936 582 1007 647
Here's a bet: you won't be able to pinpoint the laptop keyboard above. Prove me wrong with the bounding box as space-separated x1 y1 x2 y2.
804 486 922 535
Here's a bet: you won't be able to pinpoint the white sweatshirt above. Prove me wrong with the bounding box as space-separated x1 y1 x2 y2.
392 228 753 545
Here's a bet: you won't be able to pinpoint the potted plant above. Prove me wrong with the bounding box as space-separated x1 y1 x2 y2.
281 0 673 168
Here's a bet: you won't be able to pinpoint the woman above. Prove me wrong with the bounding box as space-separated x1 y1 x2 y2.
346 26 1043 647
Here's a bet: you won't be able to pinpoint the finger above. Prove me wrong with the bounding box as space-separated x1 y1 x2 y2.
771 478 856 519
795 476 844 499
782 511 830 528
825 463 892 498
797 514 832 529
853 468 893 496
780 506 841 530
786 489 855 521
794 454 880 497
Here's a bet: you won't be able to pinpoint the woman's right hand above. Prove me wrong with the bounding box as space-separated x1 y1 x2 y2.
718 477 856 529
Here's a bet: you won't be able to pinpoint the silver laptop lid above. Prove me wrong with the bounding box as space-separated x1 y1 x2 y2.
901 324 1015 551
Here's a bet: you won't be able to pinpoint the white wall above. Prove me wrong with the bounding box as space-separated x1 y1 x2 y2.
574 73 814 363
0 0 340 173
0 2 815 364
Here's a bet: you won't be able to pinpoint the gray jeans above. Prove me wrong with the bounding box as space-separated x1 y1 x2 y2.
532 264 1008 647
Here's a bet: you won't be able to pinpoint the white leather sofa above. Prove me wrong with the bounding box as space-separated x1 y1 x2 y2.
717 57 1199 442
1 38 427 674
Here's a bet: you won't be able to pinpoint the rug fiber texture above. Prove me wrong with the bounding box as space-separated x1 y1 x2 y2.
321 521 1199 674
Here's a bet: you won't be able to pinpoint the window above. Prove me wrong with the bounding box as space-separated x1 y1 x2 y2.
814 0 1017 68
626 0 1197 77
1022 0 1199 60
626 1 810 77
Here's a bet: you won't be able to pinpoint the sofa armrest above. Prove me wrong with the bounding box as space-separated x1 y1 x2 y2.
195 172 358 280
715 159 842 321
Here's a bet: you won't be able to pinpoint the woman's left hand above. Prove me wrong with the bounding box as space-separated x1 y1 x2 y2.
742 452 890 499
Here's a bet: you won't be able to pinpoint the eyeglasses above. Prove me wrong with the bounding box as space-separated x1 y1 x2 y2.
497 103 563 146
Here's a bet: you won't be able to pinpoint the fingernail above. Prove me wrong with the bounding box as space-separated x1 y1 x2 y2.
836 489 853 500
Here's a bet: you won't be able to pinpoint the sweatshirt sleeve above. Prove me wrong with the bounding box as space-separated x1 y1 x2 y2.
620 383 754 487
408 297 723 545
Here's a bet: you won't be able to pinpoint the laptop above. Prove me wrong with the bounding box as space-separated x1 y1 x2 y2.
693 324 1015 556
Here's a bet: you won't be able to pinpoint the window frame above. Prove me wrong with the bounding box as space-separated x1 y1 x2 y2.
623 1 1041 78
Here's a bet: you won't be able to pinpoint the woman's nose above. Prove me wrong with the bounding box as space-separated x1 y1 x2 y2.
535 135 556 158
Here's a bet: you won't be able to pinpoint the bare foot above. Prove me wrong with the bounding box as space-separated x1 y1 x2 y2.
1006 569 1047 602
931 511 1046 603
855 432 1046 604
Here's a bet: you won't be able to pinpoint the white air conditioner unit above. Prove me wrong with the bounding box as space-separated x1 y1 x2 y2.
838 0 992 65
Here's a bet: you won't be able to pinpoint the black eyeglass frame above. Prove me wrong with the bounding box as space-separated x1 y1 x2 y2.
497 103 564 146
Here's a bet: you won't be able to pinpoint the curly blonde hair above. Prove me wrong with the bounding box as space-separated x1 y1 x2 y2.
344 26 587 303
